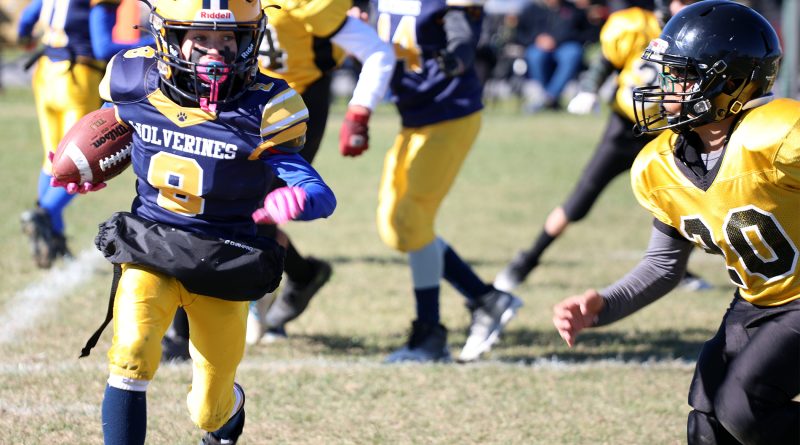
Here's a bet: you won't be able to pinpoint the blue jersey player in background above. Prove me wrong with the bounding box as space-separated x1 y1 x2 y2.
53 0 336 443
17 0 152 268
374 0 522 363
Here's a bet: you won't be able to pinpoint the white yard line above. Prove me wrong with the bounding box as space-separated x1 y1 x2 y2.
0 356 695 376
0 248 106 344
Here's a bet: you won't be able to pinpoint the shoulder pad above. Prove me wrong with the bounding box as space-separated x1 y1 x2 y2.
249 81 310 158
104 46 159 103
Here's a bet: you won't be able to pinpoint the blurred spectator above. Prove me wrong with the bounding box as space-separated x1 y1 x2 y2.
515 0 597 111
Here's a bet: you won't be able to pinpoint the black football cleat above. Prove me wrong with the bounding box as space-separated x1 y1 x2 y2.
20 207 70 269
263 257 332 335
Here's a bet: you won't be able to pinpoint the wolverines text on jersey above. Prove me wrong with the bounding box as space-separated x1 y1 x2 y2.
101 46 309 241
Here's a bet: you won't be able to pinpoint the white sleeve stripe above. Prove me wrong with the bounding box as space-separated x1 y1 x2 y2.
261 108 310 137
262 88 298 112
330 17 395 110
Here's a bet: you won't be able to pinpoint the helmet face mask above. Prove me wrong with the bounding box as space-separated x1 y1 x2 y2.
149 0 266 111
633 0 782 135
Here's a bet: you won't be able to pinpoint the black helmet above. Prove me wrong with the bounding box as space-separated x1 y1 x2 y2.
633 0 781 134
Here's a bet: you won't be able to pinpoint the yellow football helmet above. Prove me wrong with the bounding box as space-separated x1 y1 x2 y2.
149 0 266 110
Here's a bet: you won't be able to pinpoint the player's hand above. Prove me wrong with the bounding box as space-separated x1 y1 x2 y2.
347 6 369 22
47 152 106 194
552 289 604 347
435 51 465 77
18 35 36 51
567 92 599 115
50 177 107 194
339 106 370 157
252 186 307 225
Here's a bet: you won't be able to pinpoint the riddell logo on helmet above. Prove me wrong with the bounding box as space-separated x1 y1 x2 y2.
196 9 234 21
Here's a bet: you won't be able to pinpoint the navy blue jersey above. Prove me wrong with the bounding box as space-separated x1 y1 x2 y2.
22 0 120 62
100 46 330 241
375 0 484 127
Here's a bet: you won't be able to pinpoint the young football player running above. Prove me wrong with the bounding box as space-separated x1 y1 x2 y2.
16 0 152 268
57 1 336 443
494 0 713 293
375 0 522 363
553 2 798 444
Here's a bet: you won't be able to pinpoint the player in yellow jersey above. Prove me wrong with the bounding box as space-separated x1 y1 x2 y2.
494 0 712 292
251 0 394 342
552 2 798 444
16 0 151 268
160 0 394 356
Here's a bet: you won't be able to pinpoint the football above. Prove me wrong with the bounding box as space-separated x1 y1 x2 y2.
52 107 133 185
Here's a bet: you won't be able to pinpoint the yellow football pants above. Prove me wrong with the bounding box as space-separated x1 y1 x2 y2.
32 57 103 173
377 111 482 252
107 264 248 431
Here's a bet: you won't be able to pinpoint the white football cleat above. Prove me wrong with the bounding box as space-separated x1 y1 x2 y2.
245 294 274 345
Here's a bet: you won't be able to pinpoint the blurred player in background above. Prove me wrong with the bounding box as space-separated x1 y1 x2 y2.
60 0 336 443
160 0 394 357
552 2 799 443
494 0 712 292
249 0 394 343
16 0 151 268
375 0 522 363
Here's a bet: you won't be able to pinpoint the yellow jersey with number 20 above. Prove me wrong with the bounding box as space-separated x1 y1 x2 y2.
632 98 800 306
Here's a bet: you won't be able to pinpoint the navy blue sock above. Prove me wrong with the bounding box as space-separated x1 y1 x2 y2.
414 286 440 324
442 244 492 301
102 385 147 445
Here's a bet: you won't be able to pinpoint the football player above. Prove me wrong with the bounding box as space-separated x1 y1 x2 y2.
248 0 395 343
161 0 395 354
494 0 712 293
552 2 799 444
16 0 152 268
55 1 336 443
375 0 523 363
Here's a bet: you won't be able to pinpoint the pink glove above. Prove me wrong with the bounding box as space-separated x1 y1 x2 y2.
51 177 107 194
252 186 307 225
47 152 106 194
339 107 370 157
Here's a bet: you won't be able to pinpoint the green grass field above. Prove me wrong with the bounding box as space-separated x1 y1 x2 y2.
0 87 734 444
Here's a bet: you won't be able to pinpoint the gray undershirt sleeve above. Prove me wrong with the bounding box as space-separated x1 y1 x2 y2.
594 225 694 327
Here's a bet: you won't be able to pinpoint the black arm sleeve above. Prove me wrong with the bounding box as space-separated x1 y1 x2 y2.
443 8 477 70
594 222 694 326
578 52 615 93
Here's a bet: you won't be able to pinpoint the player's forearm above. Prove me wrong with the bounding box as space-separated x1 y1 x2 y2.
578 54 614 94
330 17 395 110
442 8 478 71
18 0 43 40
595 224 693 326
265 154 336 220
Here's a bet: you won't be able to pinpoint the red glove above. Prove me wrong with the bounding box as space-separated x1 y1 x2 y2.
339 107 370 157
252 186 307 225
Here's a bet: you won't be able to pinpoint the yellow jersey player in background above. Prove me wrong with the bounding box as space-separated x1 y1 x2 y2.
162 0 394 357
494 0 711 292
249 0 394 343
16 0 151 268
58 0 336 443
553 2 799 444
